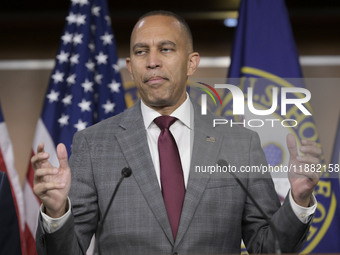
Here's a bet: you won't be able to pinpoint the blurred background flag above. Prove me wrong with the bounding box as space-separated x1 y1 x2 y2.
306 116 340 253
23 0 126 254
228 0 302 78
227 0 339 253
0 102 25 255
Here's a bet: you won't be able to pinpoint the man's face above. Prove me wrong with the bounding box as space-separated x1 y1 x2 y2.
126 15 199 113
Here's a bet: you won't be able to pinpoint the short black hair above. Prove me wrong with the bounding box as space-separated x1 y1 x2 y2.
134 10 194 51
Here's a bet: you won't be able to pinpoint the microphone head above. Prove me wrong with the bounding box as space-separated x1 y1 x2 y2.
217 159 237 179
121 167 132 178
217 159 229 168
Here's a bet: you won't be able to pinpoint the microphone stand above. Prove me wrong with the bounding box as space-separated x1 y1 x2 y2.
94 167 132 255
218 160 281 254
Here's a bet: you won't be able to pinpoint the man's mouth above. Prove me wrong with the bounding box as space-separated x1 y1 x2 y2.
144 76 169 85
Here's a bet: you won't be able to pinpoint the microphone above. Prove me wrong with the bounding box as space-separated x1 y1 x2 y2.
217 159 281 255
94 167 132 255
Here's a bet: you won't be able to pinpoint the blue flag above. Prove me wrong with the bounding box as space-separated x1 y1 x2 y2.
41 0 126 155
227 0 339 253
228 0 302 78
309 116 340 253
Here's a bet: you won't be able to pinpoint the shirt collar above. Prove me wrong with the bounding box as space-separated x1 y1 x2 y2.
140 93 192 129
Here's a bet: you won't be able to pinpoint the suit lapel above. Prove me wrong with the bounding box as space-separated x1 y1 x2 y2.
115 101 174 245
175 102 223 247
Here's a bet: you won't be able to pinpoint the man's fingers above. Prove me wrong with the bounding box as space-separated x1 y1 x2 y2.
300 144 322 158
287 135 322 160
37 142 45 154
296 154 321 165
286 133 298 159
34 168 58 178
33 182 66 196
31 152 49 163
31 151 51 169
57 143 69 170
301 139 317 146
292 170 320 179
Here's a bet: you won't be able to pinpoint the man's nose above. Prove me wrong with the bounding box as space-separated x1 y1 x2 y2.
146 50 161 69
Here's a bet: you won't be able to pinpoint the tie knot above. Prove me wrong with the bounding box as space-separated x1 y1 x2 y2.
154 116 177 130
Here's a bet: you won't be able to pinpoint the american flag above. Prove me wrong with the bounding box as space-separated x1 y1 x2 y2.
0 102 25 255
24 0 126 254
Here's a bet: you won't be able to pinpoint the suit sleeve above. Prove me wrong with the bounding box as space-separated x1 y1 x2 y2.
242 131 311 254
35 131 98 255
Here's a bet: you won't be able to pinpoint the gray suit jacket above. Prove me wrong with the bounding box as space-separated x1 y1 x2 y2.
36 100 311 255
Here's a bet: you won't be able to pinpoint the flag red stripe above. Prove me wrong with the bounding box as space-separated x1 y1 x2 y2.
26 151 35 188
25 150 40 255
24 223 37 255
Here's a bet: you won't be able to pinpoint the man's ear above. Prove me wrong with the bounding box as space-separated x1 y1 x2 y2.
187 52 200 76
126 57 134 80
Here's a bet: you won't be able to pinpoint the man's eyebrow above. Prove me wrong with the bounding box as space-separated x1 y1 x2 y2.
132 41 177 51
132 43 148 52
159 40 176 47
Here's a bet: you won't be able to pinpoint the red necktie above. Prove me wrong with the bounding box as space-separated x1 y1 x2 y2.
154 116 185 240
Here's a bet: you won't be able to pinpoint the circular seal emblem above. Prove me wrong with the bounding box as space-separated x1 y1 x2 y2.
218 67 337 253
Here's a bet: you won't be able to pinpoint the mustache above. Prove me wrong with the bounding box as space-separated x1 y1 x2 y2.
142 72 169 83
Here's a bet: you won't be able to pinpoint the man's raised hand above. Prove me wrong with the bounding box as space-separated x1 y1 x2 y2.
32 143 71 218
287 133 322 207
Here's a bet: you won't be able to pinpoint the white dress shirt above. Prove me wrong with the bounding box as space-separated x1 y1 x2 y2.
41 95 316 233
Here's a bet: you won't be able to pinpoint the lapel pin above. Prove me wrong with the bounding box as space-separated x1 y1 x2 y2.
206 136 216 142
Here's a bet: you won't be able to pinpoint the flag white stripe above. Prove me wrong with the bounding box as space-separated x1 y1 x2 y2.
23 181 40 236
32 119 58 166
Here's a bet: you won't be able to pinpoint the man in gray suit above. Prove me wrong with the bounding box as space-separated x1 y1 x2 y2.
32 11 322 254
